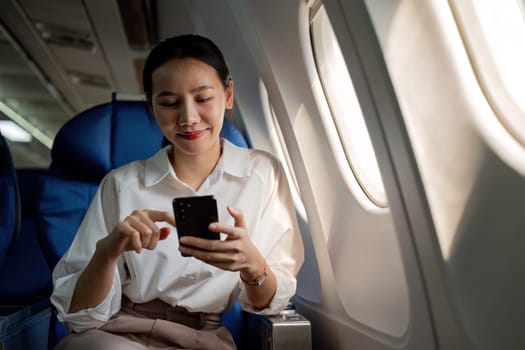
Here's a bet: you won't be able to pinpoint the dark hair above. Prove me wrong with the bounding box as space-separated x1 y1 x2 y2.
142 34 231 103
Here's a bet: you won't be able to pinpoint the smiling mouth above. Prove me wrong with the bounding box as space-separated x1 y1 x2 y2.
176 130 205 140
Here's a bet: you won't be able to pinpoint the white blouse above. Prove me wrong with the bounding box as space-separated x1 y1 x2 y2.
51 140 304 332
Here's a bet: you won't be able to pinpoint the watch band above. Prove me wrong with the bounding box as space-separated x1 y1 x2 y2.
240 262 268 286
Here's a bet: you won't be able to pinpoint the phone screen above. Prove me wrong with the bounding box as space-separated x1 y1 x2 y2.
172 195 219 242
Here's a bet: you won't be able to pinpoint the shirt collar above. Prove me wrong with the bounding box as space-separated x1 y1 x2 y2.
220 139 251 178
144 139 251 188
144 146 172 187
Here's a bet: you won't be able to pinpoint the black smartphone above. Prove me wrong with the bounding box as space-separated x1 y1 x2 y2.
172 195 220 244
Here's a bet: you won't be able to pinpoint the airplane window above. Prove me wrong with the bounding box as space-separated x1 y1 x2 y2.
450 0 525 148
259 81 307 221
310 5 387 208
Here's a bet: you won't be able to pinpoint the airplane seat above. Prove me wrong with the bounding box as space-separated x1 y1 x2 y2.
0 132 20 270
36 95 250 348
219 116 250 149
0 135 52 350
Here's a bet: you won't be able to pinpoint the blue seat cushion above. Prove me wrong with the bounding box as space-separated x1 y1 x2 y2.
49 101 163 182
38 177 99 268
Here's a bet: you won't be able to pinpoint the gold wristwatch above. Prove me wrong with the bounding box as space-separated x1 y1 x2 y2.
240 263 268 286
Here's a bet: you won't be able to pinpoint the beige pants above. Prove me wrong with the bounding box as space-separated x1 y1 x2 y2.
55 297 236 350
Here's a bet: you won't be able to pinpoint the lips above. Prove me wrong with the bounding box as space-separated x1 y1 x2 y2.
176 130 205 140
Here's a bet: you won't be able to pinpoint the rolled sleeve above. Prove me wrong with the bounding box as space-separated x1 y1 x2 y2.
52 269 122 332
240 155 304 314
50 173 121 332
239 267 297 315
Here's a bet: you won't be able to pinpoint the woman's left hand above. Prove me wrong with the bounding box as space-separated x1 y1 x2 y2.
178 206 266 280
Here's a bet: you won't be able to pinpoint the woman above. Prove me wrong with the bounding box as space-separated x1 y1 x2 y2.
51 34 304 349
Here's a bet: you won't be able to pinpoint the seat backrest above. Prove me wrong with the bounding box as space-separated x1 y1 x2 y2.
0 132 20 269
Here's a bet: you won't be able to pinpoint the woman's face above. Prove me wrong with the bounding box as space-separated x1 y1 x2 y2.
151 57 233 158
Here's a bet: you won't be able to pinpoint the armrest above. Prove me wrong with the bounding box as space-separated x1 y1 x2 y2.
244 305 311 350
0 304 51 350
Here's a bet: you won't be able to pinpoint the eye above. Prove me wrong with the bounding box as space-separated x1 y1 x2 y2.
158 100 180 107
196 96 213 103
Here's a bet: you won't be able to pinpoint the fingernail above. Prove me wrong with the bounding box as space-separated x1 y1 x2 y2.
159 227 170 239
229 206 240 214
209 223 217 230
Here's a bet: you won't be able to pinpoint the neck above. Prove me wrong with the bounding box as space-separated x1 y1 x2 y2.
171 142 221 191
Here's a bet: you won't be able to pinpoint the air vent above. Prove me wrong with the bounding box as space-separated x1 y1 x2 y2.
116 0 157 50
34 22 95 52
67 70 109 88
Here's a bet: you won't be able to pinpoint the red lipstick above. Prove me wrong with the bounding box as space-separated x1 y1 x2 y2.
177 130 204 140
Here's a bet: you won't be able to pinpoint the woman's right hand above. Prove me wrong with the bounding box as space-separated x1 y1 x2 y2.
97 209 176 261
69 209 175 313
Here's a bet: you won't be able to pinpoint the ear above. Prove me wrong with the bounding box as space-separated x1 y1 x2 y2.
225 79 234 109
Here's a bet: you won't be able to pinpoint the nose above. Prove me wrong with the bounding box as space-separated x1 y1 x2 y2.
178 100 200 126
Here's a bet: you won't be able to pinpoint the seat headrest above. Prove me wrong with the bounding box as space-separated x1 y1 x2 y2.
221 118 249 148
50 100 163 182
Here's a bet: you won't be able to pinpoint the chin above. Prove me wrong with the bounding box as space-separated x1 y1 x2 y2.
174 139 219 156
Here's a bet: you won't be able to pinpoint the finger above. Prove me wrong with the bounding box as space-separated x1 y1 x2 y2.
134 210 163 234
227 206 246 229
208 222 243 240
180 235 231 252
146 210 176 227
134 210 167 248
137 210 176 248
179 245 237 267
147 228 160 250
120 222 143 254
127 215 156 248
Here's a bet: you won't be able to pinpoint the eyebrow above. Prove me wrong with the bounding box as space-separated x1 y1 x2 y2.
155 85 214 98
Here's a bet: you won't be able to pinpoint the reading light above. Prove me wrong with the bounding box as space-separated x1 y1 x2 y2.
0 120 32 142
